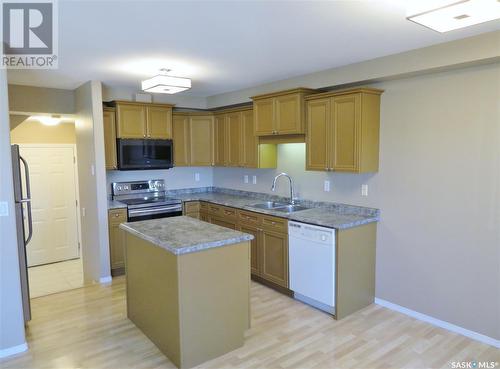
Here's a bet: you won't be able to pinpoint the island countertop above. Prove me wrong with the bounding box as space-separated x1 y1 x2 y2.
120 216 254 255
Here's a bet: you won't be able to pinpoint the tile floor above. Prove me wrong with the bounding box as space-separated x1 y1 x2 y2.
28 258 84 298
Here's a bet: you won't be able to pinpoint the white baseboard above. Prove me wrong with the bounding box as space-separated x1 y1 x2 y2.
375 298 500 348
0 342 28 359
99 275 112 284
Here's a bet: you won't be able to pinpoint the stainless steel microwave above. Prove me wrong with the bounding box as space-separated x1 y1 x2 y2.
117 139 173 170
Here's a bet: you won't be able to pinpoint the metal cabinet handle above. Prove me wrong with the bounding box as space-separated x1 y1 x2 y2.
19 156 33 245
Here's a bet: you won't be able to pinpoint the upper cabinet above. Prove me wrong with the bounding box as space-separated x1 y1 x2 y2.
172 113 214 167
305 88 383 173
212 107 277 169
114 101 173 139
251 88 316 136
103 107 117 170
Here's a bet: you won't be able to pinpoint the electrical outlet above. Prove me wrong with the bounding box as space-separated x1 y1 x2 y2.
361 184 368 197
0 201 8 217
252 175 257 185
324 180 330 192
244 175 249 184
195 173 200 182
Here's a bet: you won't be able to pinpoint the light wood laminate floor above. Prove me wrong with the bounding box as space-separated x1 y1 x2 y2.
28 258 83 298
1 277 498 369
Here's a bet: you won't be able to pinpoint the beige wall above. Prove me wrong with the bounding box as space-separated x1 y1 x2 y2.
207 31 500 108
10 119 76 144
214 63 500 340
75 81 111 283
8 84 75 114
0 71 27 354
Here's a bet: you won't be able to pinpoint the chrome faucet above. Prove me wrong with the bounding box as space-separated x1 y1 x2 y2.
271 173 296 205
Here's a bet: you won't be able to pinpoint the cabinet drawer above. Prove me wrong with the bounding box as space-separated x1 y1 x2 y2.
109 209 127 223
238 210 262 227
261 214 287 233
184 201 200 213
208 204 237 220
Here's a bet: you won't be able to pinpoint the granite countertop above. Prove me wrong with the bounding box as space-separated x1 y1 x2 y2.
108 199 127 210
172 190 379 230
120 216 254 255
108 187 380 230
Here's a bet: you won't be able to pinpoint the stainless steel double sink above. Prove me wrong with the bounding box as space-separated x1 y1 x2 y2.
249 201 309 213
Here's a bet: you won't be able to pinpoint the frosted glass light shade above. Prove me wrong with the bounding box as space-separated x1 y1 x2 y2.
407 0 500 32
141 74 191 94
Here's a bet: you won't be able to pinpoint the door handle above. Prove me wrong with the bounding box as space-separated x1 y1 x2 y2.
19 156 33 245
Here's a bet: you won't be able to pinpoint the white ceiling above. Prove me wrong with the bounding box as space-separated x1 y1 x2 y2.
7 0 500 97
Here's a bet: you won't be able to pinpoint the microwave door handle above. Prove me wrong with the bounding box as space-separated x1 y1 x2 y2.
19 156 33 245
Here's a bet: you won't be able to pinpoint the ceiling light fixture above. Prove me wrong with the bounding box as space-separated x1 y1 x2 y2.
141 68 192 94
31 115 62 126
407 0 500 32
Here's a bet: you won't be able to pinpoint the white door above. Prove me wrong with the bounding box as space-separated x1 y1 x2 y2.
19 145 80 266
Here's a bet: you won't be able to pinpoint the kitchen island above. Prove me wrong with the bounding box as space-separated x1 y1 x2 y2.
120 216 254 369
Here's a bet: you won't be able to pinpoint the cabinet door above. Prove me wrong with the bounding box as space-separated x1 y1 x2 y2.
306 98 330 171
147 106 172 139
189 115 214 166
103 109 117 170
172 115 190 166
239 224 260 276
261 230 288 288
210 216 237 230
226 112 242 167
116 104 147 138
254 98 274 136
332 94 360 172
275 94 303 134
214 114 226 166
241 109 257 168
200 212 210 222
108 209 127 271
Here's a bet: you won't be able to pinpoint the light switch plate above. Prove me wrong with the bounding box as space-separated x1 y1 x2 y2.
195 173 200 182
361 184 368 197
324 180 330 192
244 175 249 184
0 201 9 217
252 175 257 185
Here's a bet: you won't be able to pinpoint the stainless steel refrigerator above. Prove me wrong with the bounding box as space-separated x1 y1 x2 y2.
12 144 33 322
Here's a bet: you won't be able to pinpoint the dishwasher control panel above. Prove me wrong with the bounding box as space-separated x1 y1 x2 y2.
288 221 335 244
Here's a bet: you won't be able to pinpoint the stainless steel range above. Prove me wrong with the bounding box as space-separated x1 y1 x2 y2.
112 179 182 222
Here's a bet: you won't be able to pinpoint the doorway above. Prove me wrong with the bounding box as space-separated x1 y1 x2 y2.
10 119 84 298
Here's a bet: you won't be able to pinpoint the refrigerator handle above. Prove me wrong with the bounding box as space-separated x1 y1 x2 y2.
19 156 33 245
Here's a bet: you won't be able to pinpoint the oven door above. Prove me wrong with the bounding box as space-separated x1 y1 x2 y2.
127 204 182 222
117 139 173 170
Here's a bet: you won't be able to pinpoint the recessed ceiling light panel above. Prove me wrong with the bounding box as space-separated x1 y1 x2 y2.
407 0 500 32
141 69 192 94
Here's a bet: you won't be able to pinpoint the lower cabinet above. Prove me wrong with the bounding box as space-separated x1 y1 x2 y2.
108 208 127 276
238 224 260 276
260 229 288 288
183 201 289 289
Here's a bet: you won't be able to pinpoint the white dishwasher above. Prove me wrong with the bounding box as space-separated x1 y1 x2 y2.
289 221 336 314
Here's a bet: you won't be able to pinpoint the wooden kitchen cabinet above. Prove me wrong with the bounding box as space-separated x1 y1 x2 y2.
239 224 260 276
173 113 214 167
172 114 190 166
108 208 127 276
213 114 226 166
183 201 201 219
147 105 172 139
114 101 173 139
103 107 117 170
214 107 277 169
305 98 330 171
251 88 316 136
189 115 214 166
226 112 242 167
261 229 288 288
305 88 383 173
